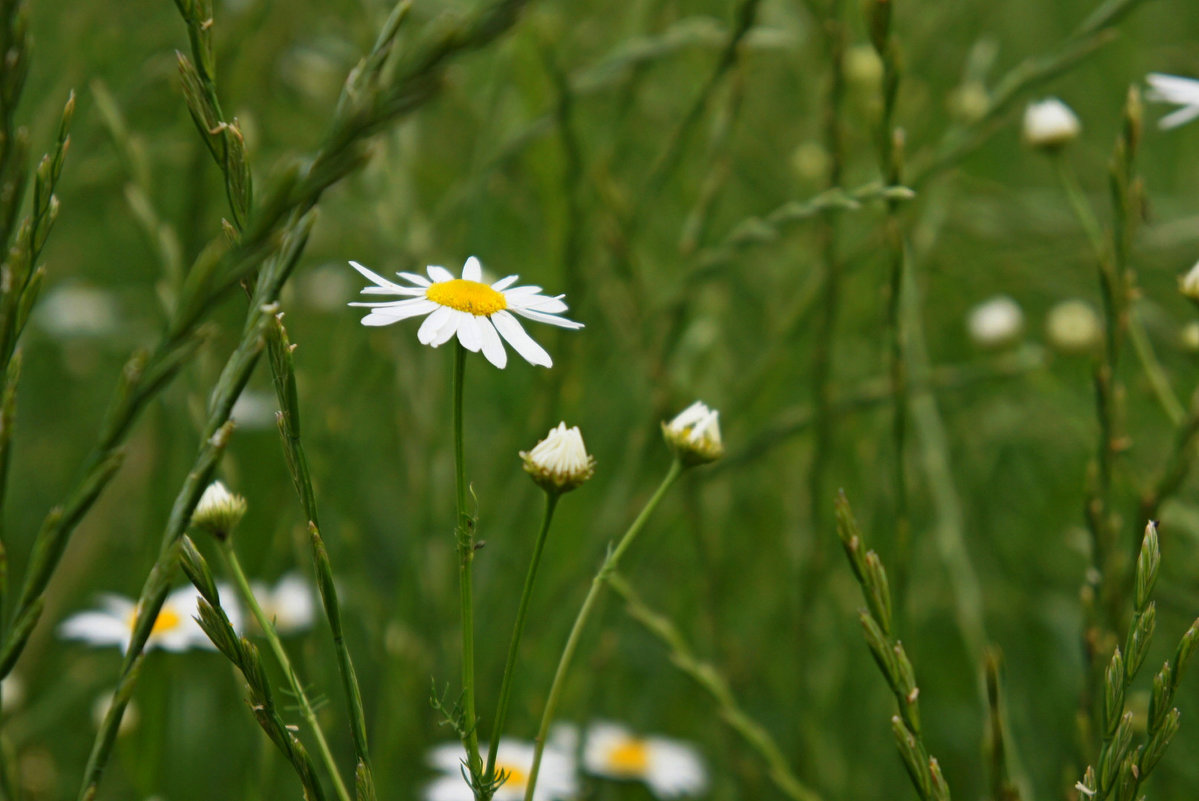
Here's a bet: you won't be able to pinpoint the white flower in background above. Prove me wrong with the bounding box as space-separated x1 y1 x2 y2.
34 284 119 339
662 401 724 465
967 295 1024 347
1 675 24 714
1022 98 1081 149
91 690 140 735
520 422 596 493
1046 299 1101 353
1179 260 1199 301
249 573 317 635
348 256 583 369
425 740 577 801
59 585 240 653
231 390 278 430
1180 321 1199 352
584 722 708 799
190 480 247 540
1146 73 1199 129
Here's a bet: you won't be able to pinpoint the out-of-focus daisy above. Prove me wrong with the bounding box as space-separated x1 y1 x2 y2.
348 256 583 369
1046 299 1101 354
1146 73 1199 129
34 284 119 339
662 401 724 465
59 585 240 653
425 740 577 801
967 295 1024 347
520 422 595 493
583 721 708 798
1022 98 1081 150
249 572 317 635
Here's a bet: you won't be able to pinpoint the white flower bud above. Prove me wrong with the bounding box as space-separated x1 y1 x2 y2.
191 480 247 540
662 401 724 466
520 423 595 493
1023 98 1081 150
967 295 1024 347
1046 299 1101 353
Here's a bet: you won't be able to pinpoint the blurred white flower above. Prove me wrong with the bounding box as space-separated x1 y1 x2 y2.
1 675 24 713
191 480 247 540
425 740 577 801
231 390 278 430
520 422 595 493
663 401 723 465
34 284 119 339
1022 98 1081 149
1179 260 1199 301
967 295 1024 347
1146 73 1199 130
59 585 240 653
1046 299 1101 353
250 573 317 635
348 256 583 369
584 721 708 798
1180 321 1199 352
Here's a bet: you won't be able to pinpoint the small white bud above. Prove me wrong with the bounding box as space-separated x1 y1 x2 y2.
967 295 1024 347
191 480 248 540
520 423 595 493
1046 299 1101 354
1023 98 1081 150
662 401 724 466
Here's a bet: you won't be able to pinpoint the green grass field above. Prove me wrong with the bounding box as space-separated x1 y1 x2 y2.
4 0 1199 799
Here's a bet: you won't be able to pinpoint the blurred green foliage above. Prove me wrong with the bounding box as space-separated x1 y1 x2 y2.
5 0 1199 799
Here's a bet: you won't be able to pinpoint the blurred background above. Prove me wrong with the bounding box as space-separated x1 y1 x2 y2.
7 0 1199 799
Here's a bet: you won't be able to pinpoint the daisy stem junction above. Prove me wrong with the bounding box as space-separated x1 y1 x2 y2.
524 458 684 801
452 342 486 790
218 538 351 801
483 491 560 795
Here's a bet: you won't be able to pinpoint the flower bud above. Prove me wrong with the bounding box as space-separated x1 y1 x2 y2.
1179 260 1199 302
662 401 724 466
520 422 595 493
1046 299 1101 354
1023 98 1081 151
190 480 247 540
967 295 1023 347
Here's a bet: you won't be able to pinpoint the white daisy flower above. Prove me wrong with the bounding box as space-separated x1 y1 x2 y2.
425 740 577 801
59 585 241 653
584 721 708 799
520 422 596 493
1146 73 1199 130
967 295 1024 347
348 256 583 369
1022 98 1081 149
249 572 317 635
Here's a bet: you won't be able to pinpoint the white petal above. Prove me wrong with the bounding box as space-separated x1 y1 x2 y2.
397 271 431 286
491 311 552 367
430 310 464 347
491 275 520 291
359 285 425 296
351 300 439 324
362 312 404 327
427 265 455 283
456 314 483 352
1160 105 1199 130
518 296 569 314
462 256 482 282
418 306 454 344
478 318 508 369
59 611 130 648
349 260 405 291
501 285 544 299
1147 73 1199 103
511 307 584 329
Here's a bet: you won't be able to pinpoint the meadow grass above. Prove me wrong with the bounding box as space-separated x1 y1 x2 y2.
2 0 1199 799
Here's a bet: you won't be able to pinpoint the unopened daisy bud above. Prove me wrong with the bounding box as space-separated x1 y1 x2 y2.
1023 98 1081 151
521 422 595 493
1179 260 1199 302
1046 299 1101 354
662 401 724 466
190 480 247 541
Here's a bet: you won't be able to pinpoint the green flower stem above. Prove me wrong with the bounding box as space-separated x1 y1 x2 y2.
484 491 560 790
452 342 485 788
219 539 351 801
524 458 684 801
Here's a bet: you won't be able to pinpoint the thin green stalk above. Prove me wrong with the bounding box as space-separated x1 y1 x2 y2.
452 343 484 789
484 492 560 790
524 459 684 801
1053 155 1105 257
220 541 351 801
607 571 824 801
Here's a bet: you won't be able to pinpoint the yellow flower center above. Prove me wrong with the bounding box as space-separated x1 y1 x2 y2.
425 279 507 316
495 761 528 790
607 739 650 774
128 607 183 637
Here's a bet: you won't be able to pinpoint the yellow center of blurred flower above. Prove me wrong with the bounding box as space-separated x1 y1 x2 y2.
496 762 528 789
608 739 650 774
128 608 183 636
426 279 507 316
